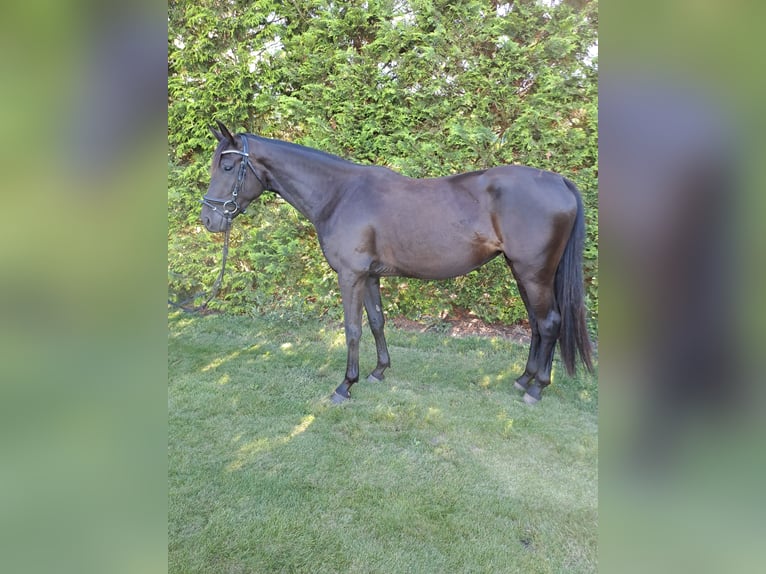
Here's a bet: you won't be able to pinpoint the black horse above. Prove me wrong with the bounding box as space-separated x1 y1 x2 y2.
200 121 593 404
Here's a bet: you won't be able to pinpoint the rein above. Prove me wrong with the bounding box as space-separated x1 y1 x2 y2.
167 224 231 313
170 134 265 313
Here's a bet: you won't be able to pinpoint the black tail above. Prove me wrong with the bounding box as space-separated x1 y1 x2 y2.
555 178 594 375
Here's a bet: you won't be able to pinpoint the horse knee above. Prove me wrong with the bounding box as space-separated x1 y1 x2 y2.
368 314 384 332
345 323 362 342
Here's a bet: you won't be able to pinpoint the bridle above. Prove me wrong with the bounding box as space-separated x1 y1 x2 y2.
170 134 268 313
200 134 267 224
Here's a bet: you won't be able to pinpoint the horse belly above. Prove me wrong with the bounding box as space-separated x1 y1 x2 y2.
369 185 502 279
377 234 501 280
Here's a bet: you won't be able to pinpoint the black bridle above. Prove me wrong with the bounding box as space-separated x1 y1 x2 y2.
200 134 267 223
171 135 268 313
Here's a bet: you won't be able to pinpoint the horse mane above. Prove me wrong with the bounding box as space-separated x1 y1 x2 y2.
246 134 356 167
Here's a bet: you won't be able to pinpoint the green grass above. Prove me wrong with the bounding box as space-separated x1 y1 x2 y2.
169 311 597 573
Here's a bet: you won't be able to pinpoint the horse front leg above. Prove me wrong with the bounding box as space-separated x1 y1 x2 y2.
331 271 367 403
363 276 390 382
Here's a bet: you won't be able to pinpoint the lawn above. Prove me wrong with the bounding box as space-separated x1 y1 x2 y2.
168 311 597 573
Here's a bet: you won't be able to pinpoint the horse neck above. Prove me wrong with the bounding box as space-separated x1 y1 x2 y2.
256 139 358 225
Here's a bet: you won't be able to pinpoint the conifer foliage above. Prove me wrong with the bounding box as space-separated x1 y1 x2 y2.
169 0 598 325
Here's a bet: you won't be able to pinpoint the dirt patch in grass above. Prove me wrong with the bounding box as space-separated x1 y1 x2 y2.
390 308 532 345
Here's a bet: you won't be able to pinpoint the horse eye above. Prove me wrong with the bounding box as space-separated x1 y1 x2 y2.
223 165 233 172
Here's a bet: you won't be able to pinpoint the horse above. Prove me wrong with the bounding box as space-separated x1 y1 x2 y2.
200 120 593 404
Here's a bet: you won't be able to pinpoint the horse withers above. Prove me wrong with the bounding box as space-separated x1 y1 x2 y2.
200 120 593 404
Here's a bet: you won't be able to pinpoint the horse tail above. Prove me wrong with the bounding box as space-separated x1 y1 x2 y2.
555 178 594 375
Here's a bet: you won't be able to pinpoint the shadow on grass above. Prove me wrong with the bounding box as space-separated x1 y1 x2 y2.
226 414 316 471
169 311 598 573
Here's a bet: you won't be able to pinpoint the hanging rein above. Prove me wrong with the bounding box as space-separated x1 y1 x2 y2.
170 135 267 312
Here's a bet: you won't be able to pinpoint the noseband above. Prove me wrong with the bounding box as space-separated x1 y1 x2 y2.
200 135 267 223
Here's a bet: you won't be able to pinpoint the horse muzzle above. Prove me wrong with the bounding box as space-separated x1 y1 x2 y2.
200 205 233 233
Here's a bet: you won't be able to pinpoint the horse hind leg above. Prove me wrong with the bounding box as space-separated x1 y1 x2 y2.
508 259 540 393
508 259 561 404
522 305 561 404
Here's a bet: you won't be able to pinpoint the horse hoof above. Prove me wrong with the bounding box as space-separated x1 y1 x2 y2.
523 392 540 405
514 381 529 392
331 391 349 404
367 374 384 383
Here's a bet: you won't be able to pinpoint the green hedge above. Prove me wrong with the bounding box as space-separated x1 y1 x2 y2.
168 0 598 326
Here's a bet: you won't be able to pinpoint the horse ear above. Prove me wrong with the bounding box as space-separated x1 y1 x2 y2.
209 125 224 142
215 120 236 145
